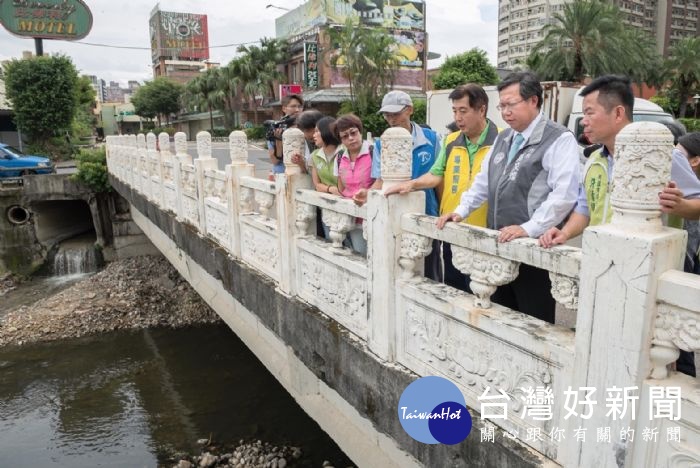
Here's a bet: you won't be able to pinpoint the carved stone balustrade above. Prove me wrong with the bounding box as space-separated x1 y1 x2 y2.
452 246 520 308
398 233 432 281
282 128 305 175
651 270 700 379
379 127 412 191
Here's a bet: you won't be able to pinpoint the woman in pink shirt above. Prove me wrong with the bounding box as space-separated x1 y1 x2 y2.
333 114 374 255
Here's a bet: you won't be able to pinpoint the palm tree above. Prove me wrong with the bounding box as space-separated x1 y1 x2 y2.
216 62 241 129
328 18 398 114
531 0 655 82
665 37 700 117
234 38 287 123
184 69 223 131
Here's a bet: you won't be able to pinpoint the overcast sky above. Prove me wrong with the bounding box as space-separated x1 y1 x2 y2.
0 0 498 86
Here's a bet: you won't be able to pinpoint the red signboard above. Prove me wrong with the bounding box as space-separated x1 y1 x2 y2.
280 84 303 98
149 9 209 62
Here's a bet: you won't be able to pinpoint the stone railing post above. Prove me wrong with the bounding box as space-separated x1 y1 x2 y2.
157 132 171 208
277 128 312 295
566 122 686 468
225 131 255 257
127 134 137 187
173 132 191 221
146 132 159 204
193 131 218 236
367 127 424 361
136 133 147 195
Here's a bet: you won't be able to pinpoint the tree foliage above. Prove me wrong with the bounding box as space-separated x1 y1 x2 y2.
328 19 399 115
3 55 79 148
71 146 110 192
432 49 499 90
529 0 662 83
664 37 700 118
131 77 183 125
183 69 223 131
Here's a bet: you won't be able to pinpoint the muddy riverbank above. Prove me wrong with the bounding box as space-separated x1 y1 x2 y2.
0 255 219 347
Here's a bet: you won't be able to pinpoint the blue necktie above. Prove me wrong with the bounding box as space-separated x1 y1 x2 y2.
507 133 524 164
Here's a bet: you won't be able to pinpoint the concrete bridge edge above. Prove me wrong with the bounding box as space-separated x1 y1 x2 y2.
128 205 423 468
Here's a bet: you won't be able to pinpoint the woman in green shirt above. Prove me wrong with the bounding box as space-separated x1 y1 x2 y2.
311 116 341 195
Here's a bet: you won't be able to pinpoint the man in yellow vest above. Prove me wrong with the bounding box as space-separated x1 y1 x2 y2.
539 75 700 247
384 83 499 290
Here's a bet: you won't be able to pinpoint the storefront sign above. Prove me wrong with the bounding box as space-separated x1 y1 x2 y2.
304 42 319 89
0 0 93 40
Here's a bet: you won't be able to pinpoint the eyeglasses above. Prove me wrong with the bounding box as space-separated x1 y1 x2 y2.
382 107 406 119
496 99 525 112
339 128 360 140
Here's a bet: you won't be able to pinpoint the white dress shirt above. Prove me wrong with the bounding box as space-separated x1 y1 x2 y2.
454 113 581 237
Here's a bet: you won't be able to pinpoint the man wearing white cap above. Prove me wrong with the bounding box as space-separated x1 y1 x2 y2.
354 89 441 278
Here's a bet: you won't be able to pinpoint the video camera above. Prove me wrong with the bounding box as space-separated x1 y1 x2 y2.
263 114 296 140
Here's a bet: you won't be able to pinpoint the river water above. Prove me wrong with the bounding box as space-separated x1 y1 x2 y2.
0 322 353 467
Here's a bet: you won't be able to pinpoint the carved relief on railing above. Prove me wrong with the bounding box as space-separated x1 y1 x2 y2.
196 130 212 159
229 130 249 165
147 132 159 175
241 224 280 281
549 273 579 310
321 209 355 254
405 301 553 398
299 251 368 339
282 128 305 174
650 303 700 379
611 122 673 227
174 132 188 158
295 202 316 236
180 164 198 225
380 127 412 189
398 233 432 281
255 191 275 219
451 246 520 308
203 171 226 202
240 187 253 213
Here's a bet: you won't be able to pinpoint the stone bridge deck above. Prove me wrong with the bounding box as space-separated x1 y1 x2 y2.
105 129 700 468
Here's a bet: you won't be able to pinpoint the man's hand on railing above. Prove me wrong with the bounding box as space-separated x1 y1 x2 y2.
498 225 527 243
539 227 569 248
436 212 463 229
383 180 413 196
352 188 368 206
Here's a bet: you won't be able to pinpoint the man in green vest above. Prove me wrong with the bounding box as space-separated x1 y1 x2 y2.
539 75 700 247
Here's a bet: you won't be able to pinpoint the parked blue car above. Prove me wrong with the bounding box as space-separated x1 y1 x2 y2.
0 143 55 177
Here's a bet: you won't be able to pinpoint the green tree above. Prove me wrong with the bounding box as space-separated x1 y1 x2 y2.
183 69 223 131
432 49 499 90
665 37 700 118
131 77 183 126
71 147 110 192
530 0 660 83
328 19 398 115
71 76 97 141
3 55 79 153
233 38 287 123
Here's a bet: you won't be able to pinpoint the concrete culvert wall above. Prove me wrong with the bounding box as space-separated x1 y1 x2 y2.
31 200 95 246
6 205 30 225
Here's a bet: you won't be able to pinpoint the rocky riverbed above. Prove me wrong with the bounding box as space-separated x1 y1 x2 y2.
0 255 220 347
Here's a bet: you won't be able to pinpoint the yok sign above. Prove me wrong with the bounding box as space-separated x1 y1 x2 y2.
0 0 93 40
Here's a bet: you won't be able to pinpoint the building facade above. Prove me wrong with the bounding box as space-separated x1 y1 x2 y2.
273 0 427 110
497 0 700 69
149 5 210 85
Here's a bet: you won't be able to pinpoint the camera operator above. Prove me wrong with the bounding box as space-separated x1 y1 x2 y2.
267 94 304 177
291 110 324 174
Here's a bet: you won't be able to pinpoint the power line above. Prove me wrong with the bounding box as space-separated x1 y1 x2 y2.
71 39 262 51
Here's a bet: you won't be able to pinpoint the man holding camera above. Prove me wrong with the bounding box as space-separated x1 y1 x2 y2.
267 94 304 177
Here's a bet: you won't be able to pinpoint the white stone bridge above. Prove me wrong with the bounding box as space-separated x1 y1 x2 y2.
105 125 700 468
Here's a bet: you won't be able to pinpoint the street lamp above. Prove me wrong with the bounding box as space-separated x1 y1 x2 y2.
266 4 291 11
693 94 700 119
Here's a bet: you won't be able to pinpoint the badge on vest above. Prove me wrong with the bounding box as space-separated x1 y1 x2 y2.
493 152 506 166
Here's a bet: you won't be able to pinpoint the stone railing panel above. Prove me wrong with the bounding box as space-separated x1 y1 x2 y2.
395 278 575 461
296 237 369 340
650 270 700 379
203 169 230 248
147 132 162 206
179 163 199 227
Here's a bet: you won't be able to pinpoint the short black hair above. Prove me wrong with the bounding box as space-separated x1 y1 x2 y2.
448 83 488 112
497 71 543 109
580 75 634 122
660 120 687 145
296 110 324 131
316 116 340 146
281 94 303 107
